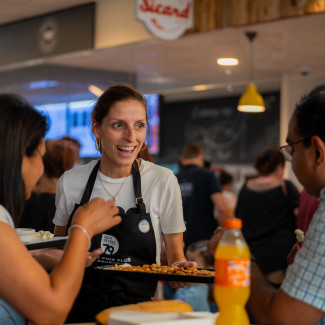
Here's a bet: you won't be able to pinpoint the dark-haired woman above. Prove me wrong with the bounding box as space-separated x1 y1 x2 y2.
0 94 121 324
53 83 196 322
235 147 299 287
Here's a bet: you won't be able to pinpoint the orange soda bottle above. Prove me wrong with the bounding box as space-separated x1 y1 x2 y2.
214 218 251 325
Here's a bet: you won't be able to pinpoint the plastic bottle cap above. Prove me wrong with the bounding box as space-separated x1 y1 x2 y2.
224 218 242 229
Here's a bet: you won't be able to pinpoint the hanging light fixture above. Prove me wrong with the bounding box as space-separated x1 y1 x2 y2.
237 31 265 113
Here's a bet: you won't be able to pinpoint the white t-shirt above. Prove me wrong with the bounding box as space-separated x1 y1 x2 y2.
223 190 237 209
0 204 15 228
53 159 186 264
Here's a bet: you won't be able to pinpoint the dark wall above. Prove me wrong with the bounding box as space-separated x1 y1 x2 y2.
159 92 280 166
0 3 94 65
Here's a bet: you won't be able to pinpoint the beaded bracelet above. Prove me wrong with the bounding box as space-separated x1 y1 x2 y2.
68 225 91 250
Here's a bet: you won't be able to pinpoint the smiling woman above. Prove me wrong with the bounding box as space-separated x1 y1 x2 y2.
52 83 197 323
92 98 147 177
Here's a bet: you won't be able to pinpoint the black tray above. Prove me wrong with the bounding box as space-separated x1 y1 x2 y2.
25 236 68 250
95 266 215 283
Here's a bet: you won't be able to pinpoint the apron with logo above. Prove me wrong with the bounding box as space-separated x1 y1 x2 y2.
66 160 157 323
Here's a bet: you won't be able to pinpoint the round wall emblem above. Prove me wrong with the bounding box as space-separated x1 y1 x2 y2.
38 17 58 54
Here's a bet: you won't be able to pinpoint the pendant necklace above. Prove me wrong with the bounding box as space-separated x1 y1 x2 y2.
98 171 129 201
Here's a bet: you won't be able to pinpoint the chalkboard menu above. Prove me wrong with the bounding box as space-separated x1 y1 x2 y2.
159 92 280 165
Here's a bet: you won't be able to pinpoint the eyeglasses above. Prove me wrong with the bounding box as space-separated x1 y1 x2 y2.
280 137 311 161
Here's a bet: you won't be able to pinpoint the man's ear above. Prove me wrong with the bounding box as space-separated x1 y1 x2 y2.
311 136 325 165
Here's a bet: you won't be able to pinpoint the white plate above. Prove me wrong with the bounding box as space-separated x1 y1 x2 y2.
24 236 68 250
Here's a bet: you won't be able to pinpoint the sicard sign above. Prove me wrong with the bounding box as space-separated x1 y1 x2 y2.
136 0 194 41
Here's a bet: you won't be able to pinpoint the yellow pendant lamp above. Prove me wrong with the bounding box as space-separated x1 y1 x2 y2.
237 32 265 113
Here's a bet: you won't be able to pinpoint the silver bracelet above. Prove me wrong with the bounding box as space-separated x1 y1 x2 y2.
170 261 187 267
68 225 91 250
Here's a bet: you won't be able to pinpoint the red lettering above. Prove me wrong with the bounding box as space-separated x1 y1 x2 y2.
139 0 154 12
180 3 191 18
155 4 162 14
162 6 173 16
139 0 191 19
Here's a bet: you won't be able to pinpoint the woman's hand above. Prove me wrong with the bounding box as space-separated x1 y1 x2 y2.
168 260 199 289
86 248 104 267
172 260 198 269
73 198 121 238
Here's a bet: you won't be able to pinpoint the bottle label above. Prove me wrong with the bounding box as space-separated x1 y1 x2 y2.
215 258 251 287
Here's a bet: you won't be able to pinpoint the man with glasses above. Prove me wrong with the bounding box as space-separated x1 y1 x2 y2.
246 85 325 324
208 85 325 324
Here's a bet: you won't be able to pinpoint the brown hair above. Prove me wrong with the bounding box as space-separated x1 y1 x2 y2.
182 142 203 159
219 170 233 187
43 137 80 178
254 147 285 176
186 239 214 268
91 83 148 126
139 146 154 162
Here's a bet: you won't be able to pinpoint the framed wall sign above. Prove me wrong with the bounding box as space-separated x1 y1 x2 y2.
136 0 194 40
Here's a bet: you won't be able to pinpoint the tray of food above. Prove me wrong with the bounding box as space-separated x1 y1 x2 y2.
95 264 215 283
24 231 68 250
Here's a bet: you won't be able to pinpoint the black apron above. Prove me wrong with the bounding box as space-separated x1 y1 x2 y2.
66 160 157 323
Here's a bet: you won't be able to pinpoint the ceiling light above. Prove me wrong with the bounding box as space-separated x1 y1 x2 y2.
217 58 239 66
238 83 265 112
193 85 209 91
88 85 104 97
237 32 265 113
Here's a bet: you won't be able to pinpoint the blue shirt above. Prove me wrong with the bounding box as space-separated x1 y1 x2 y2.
282 187 325 324
0 296 25 325
173 284 211 312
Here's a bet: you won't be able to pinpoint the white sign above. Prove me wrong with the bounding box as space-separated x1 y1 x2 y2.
136 0 194 41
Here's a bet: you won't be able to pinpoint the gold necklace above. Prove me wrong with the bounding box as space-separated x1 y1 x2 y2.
98 172 129 201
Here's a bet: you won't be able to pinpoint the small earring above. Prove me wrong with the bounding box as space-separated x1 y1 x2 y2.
141 140 147 150
95 138 102 151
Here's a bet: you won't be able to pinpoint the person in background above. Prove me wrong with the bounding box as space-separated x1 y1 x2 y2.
173 240 218 312
176 142 228 249
209 85 325 324
0 94 121 324
61 135 82 160
53 84 197 322
236 147 299 287
218 170 238 218
296 188 319 234
19 137 81 232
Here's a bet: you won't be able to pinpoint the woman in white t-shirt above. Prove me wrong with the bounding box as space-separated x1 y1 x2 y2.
0 94 120 324
53 83 196 322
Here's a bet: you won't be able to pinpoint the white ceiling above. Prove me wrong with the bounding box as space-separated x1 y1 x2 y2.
1 0 325 103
